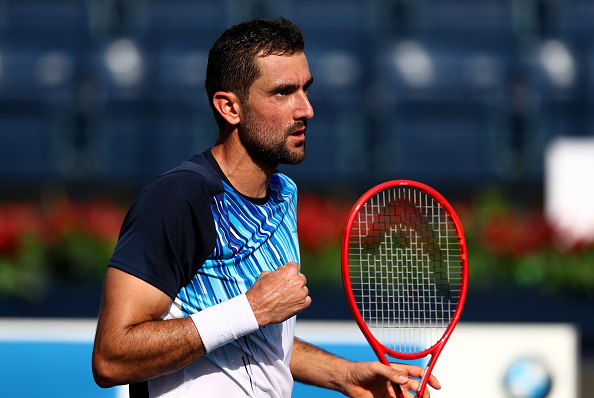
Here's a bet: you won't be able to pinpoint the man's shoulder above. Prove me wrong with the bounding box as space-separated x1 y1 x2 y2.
153 152 224 199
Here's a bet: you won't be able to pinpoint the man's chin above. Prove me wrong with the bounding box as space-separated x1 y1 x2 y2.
281 147 306 166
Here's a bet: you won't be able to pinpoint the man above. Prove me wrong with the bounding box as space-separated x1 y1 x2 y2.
92 17 441 397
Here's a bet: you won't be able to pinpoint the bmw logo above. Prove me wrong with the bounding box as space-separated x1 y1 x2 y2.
503 357 553 398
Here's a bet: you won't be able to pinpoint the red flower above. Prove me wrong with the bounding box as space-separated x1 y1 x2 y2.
42 198 126 245
0 203 44 254
297 193 352 252
82 200 127 243
481 210 552 257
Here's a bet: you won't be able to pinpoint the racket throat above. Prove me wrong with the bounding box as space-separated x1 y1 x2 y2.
416 355 434 396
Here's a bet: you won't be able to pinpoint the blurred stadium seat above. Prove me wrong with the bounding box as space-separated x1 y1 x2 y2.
285 0 371 32
373 36 513 102
0 35 80 106
0 103 56 182
93 99 160 182
519 37 590 179
0 0 591 191
155 102 218 166
374 100 496 186
370 35 513 185
0 0 89 184
420 0 514 39
0 0 90 34
88 32 217 183
138 0 224 176
560 0 594 41
92 98 217 184
140 0 227 31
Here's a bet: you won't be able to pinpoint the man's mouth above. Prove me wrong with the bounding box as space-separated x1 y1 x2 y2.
289 120 307 136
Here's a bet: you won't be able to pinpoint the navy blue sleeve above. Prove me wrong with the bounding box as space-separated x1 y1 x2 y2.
109 170 218 299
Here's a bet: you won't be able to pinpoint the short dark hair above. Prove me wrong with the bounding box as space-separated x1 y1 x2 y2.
205 17 306 128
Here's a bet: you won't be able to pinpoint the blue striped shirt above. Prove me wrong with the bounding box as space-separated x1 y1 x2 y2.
113 151 301 397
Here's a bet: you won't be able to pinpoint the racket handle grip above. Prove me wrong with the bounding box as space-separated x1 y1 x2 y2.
391 381 404 398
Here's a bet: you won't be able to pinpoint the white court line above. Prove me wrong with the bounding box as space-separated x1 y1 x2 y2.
0 318 98 343
295 320 367 345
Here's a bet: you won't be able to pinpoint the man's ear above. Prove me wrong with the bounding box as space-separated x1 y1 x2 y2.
212 91 242 126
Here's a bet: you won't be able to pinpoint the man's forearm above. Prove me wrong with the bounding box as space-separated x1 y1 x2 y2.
93 316 206 388
290 337 351 394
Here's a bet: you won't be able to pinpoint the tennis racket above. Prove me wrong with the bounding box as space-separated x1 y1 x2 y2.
342 180 468 397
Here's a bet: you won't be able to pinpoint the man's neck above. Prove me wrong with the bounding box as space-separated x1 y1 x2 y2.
210 140 276 199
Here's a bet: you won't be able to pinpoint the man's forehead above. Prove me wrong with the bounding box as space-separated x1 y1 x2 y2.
255 52 311 81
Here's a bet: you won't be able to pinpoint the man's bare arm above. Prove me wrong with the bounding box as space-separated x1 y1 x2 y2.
92 263 311 388
290 338 441 397
290 338 353 392
92 267 206 387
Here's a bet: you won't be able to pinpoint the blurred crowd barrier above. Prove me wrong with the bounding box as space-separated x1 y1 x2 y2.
0 0 593 194
0 319 580 398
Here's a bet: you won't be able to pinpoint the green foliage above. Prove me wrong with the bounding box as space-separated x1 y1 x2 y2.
0 235 50 301
298 188 594 296
460 188 594 294
0 198 123 301
1 188 593 302
300 244 342 289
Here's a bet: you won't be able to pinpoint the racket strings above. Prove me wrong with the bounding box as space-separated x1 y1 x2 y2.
348 186 462 354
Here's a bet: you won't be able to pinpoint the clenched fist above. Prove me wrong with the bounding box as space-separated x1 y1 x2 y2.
246 262 312 327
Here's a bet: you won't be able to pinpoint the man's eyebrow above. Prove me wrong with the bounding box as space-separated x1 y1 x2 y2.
270 82 299 94
270 77 314 94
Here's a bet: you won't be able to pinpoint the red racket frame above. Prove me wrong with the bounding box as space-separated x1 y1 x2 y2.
341 180 469 397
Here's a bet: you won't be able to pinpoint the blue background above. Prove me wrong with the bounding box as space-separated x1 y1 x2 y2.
0 340 426 397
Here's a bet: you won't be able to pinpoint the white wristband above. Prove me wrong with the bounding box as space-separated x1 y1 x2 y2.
190 293 259 353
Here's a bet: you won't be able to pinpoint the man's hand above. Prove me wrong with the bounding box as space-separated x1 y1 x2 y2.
342 361 441 398
246 262 311 326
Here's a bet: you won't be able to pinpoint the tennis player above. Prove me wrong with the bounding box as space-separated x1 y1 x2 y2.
92 17 441 398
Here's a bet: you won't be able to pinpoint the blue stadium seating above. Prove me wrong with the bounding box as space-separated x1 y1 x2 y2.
373 35 514 102
374 100 497 186
0 6 86 184
154 102 218 168
419 0 515 39
0 102 56 182
136 0 228 36
92 99 160 182
286 0 371 32
560 0 594 40
0 0 591 190
519 37 590 180
0 34 81 106
1 0 90 34
370 34 515 184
